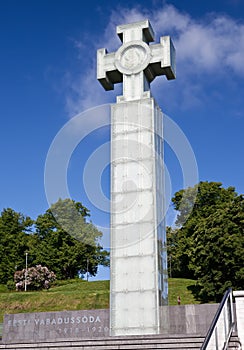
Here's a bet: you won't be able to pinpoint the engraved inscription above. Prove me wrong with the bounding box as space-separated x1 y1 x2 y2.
3 309 110 344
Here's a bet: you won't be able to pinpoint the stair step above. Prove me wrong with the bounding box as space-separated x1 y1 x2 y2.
0 333 241 350
0 335 205 350
228 334 242 350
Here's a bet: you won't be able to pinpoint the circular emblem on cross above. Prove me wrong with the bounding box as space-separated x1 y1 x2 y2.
115 41 151 75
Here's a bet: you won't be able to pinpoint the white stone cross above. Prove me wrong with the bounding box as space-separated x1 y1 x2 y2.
97 20 176 102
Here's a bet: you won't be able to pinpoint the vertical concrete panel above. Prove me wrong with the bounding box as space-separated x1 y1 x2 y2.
233 291 244 346
110 98 167 336
185 305 197 334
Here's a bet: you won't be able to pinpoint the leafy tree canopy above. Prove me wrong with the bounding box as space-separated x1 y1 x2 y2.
168 181 244 302
0 199 109 284
31 198 109 280
0 208 33 283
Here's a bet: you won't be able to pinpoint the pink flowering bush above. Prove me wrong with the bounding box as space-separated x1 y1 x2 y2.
14 265 56 291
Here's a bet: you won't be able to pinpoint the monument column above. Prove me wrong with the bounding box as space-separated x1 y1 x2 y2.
97 20 176 336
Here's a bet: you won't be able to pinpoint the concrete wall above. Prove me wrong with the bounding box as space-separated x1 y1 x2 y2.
1 304 219 345
233 291 244 346
160 304 218 335
2 309 109 344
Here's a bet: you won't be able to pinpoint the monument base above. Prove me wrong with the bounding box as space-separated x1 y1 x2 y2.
2 304 218 344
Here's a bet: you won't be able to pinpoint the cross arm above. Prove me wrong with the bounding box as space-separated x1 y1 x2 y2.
117 19 154 44
97 48 122 91
145 36 176 83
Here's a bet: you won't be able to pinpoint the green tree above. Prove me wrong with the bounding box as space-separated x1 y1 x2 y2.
170 181 244 302
31 199 109 279
0 208 33 283
167 226 192 279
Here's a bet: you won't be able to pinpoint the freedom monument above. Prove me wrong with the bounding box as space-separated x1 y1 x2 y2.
2 19 242 350
97 19 176 336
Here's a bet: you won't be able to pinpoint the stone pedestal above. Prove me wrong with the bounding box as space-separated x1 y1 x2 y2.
110 97 167 336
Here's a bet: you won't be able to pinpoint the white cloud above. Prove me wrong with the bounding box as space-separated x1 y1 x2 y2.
176 14 244 75
65 66 105 116
153 4 191 33
64 4 244 116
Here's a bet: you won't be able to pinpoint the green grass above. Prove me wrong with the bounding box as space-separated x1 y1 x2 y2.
0 278 198 323
169 278 198 305
0 285 8 293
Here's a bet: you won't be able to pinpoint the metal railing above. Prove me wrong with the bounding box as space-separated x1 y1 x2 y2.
201 288 235 350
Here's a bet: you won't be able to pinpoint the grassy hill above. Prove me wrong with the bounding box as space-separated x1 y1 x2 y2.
0 278 198 323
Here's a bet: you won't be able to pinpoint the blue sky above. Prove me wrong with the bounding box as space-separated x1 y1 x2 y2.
1 0 244 279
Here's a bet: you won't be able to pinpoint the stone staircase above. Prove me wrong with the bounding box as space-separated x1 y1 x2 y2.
0 332 242 349
228 332 242 349
0 334 205 350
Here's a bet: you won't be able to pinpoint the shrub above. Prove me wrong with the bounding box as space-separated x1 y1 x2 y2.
14 265 56 291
